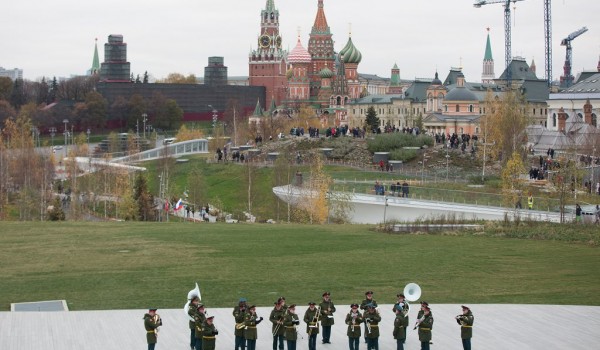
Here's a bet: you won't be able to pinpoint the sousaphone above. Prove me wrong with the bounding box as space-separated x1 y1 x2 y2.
402 283 422 316
183 282 202 318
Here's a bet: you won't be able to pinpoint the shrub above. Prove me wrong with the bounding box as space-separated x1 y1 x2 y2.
366 133 434 152
389 148 418 162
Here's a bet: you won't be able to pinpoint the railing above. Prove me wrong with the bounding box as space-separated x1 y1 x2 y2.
111 139 209 163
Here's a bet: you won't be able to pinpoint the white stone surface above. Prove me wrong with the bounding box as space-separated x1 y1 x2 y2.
1 304 599 349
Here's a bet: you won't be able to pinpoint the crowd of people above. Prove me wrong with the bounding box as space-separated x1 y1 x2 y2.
143 291 475 350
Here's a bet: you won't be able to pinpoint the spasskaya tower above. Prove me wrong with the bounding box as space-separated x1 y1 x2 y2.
249 0 288 109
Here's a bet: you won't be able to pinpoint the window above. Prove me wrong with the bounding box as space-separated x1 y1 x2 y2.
469 105 473 113
456 105 459 112
552 113 557 127
592 114 597 127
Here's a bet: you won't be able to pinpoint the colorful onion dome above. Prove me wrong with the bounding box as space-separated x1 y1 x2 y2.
288 38 311 64
339 37 362 64
320 66 334 78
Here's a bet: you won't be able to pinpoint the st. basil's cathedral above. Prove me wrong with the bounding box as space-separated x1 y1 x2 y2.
249 0 362 125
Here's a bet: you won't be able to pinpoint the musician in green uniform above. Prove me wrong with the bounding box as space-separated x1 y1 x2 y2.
319 292 336 344
143 308 162 350
393 305 408 350
233 298 248 350
417 306 434 350
194 303 207 350
363 303 381 350
202 315 218 350
188 296 201 350
360 291 377 343
244 305 263 350
345 303 363 350
392 293 409 344
270 298 287 350
304 302 320 350
456 305 474 350
284 304 301 350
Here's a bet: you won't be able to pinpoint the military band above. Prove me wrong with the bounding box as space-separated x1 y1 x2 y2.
392 293 409 345
143 308 162 350
456 305 474 350
319 292 336 344
363 303 382 350
243 305 263 350
393 305 408 350
345 304 363 350
202 316 218 350
270 297 287 350
360 291 377 343
304 302 320 350
188 296 201 350
232 298 247 350
194 303 207 350
416 305 434 350
283 304 301 350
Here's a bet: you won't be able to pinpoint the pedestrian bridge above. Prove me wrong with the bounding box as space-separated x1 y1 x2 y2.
111 138 209 163
272 185 564 224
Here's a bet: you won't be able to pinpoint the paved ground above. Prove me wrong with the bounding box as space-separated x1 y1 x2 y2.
1 304 599 349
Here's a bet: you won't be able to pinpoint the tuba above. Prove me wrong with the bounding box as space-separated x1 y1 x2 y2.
183 282 202 319
404 283 421 302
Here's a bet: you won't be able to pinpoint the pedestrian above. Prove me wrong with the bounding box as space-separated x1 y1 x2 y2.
575 203 583 223
270 297 286 350
528 192 534 210
143 308 162 350
319 292 336 344
233 298 247 350
188 296 201 350
363 304 381 350
244 305 263 350
393 305 407 350
284 304 301 350
345 304 363 350
304 302 320 350
202 316 218 350
595 204 600 224
456 305 474 350
416 306 433 350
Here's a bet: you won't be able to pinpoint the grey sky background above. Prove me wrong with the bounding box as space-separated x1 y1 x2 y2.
2 0 598 82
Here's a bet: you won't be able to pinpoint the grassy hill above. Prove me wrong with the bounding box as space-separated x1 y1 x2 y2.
1 222 598 311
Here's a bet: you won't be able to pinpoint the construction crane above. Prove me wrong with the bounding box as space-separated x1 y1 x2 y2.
544 0 551 87
474 0 525 85
559 26 588 88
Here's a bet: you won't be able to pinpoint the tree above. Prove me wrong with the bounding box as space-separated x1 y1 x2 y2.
10 78 27 109
175 124 204 142
110 96 129 130
501 151 527 210
48 77 58 103
365 106 379 132
483 89 530 163
0 100 17 126
292 152 331 224
143 71 149 84
48 196 66 221
163 99 183 130
157 73 197 84
0 77 13 101
133 172 155 221
127 94 147 130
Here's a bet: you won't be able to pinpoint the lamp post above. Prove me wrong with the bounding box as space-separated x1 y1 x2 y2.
383 196 389 227
142 113 148 139
86 128 91 146
62 119 69 157
446 147 450 181
49 127 56 148
208 105 218 132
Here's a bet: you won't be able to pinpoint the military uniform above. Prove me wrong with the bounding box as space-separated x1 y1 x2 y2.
417 309 434 350
244 307 263 350
393 307 408 350
233 299 247 350
363 307 382 350
193 307 207 350
457 306 474 350
284 305 300 350
360 292 377 343
392 294 409 344
202 317 218 350
345 305 363 350
270 303 286 350
304 303 320 350
188 299 201 350
319 292 336 344
143 309 162 350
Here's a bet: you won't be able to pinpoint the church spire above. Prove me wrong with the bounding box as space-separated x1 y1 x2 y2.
312 0 330 34
265 0 275 12
482 28 495 84
90 38 100 75
484 28 493 61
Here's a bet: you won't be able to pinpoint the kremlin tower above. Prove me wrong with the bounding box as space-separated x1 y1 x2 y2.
249 0 288 109
481 28 495 84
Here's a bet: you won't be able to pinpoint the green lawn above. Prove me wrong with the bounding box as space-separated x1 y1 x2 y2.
1 222 598 311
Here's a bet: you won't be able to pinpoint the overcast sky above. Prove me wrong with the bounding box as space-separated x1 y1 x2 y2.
2 0 598 83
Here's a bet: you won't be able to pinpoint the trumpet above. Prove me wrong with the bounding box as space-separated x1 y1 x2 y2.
365 317 372 334
455 314 467 326
235 322 246 330
349 311 359 332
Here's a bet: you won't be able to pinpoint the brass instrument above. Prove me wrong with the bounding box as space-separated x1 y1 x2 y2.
308 307 321 336
456 314 467 326
273 309 288 336
152 313 162 333
235 322 246 330
365 317 372 334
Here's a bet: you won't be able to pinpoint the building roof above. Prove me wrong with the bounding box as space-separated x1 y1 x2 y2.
311 0 330 34
445 85 478 102
350 94 403 105
557 72 600 95
339 37 362 64
431 72 443 86
498 57 538 81
484 32 493 61
424 113 481 123
403 80 432 102
288 38 311 64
